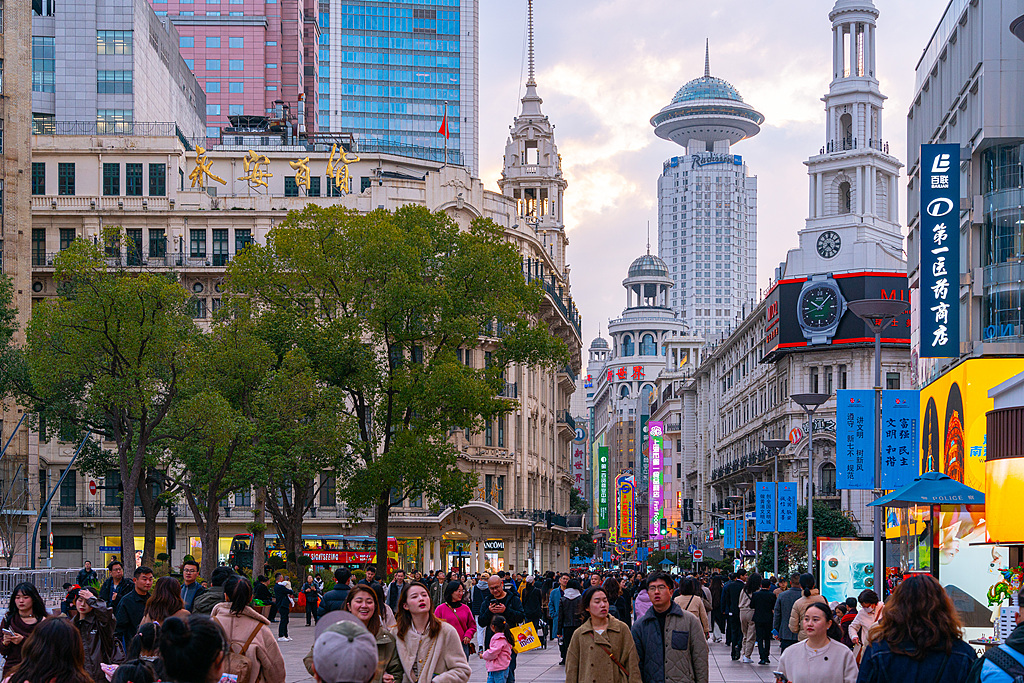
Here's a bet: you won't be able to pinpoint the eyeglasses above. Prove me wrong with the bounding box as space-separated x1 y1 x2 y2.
648 585 672 592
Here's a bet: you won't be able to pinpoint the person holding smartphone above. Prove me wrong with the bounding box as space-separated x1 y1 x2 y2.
0 582 48 678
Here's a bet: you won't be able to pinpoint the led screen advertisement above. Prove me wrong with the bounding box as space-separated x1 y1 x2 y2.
648 421 665 539
616 473 635 541
764 272 910 358
818 539 875 604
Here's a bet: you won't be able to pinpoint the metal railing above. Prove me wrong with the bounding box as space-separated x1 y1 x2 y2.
557 411 575 431
558 365 578 383
33 121 195 150
0 569 107 614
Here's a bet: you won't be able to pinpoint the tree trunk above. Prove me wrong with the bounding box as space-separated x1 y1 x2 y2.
184 488 221 581
375 492 390 578
138 482 159 569
120 454 143 570
252 487 267 579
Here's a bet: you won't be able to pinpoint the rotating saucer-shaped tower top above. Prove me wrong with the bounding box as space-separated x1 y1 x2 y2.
651 41 764 147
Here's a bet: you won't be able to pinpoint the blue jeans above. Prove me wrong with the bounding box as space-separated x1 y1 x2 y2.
487 670 508 683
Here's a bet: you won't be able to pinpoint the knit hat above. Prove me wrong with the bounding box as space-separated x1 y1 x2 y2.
312 612 379 683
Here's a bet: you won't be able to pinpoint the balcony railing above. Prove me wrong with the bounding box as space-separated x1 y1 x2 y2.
33 121 196 151
558 365 578 383
558 411 575 431
821 138 890 154
523 259 582 338
815 486 839 498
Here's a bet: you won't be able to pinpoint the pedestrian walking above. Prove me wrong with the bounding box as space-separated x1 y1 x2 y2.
777 602 857 683
273 573 295 641
750 577 777 666
0 582 49 678
387 570 408 614
630 572 709 683
435 581 476 659
738 572 760 663
111 660 157 683
191 566 233 616
73 587 115 683
847 588 882 663
481 616 513 683
479 575 525 683
302 574 321 626
142 577 190 624
319 569 353 619
254 574 276 619
393 583 471 683
211 575 287 683
708 574 724 643
772 572 803 652
633 578 653 622
6 618 93 683
521 576 544 646
721 570 746 659
557 579 584 666
857 574 976 683
157 615 227 683
673 577 709 640
471 573 492 653
606 578 632 627
78 560 99 588
99 561 134 613
787 573 827 641
115 567 154 648
549 573 568 646
126 622 166 680
179 561 206 612
566 586 641 683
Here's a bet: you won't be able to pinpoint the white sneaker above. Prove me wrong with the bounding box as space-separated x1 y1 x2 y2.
741 656 753 663
277 637 288 642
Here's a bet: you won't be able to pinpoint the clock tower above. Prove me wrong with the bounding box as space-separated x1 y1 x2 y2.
782 0 905 279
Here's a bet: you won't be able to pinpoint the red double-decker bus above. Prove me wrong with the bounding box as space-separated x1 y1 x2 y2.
228 533 399 573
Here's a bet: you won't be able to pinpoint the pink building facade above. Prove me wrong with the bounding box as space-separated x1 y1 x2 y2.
151 0 319 140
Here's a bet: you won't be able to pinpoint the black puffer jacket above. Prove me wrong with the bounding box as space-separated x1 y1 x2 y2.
317 583 351 618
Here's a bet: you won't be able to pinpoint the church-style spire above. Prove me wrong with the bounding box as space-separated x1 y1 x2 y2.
704 39 710 78
527 0 536 87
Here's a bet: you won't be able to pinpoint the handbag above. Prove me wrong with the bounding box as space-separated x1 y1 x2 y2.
509 622 541 653
591 632 630 680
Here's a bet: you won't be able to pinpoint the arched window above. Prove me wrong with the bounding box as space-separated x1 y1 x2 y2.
839 181 852 214
639 333 656 356
619 384 630 398
820 462 837 495
621 335 634 357
840 113 853 148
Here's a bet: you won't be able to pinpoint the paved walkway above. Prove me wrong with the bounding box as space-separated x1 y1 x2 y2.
277 619 785 683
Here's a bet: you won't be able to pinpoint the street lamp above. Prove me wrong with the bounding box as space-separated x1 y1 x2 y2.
726 493 744 564
762 439 791 577
790 392 830 577
847 298 910 586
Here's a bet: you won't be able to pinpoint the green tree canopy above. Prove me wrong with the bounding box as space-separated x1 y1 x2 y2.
757 503 860 575
227 205 569 572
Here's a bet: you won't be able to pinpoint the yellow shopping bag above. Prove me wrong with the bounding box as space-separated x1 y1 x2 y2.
509 622 542 653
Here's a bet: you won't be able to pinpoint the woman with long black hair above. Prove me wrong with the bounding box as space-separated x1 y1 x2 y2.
6 618 92 683
0 582 48 678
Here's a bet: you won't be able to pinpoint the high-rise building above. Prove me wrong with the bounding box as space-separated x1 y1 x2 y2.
151 0 315 142
328 0 479 176
651 44 761 335
31 0 206 139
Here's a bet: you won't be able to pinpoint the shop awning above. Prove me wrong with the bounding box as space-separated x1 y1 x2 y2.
867 471 984 508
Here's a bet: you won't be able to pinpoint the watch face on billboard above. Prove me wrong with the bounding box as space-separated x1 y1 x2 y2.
764 271 910 359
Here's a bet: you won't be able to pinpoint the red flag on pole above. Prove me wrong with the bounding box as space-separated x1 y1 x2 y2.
438 109 449 139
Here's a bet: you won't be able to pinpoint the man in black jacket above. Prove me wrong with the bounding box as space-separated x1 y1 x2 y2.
98 560 133 613
318 568 352 619
479 574 525 683
114 566 153 647
386 570 406 613
721 569 746 660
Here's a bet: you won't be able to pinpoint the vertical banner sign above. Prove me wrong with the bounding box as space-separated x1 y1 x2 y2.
639 415 650 500
724 520 736 549
920 143 960 358
837 389 875 489
571 444 586 496
616 473 635 540
648 421 665 539
756 483 776 533
881 390 920 488
736 518 746 545
777 483 798 532
598 447 610 530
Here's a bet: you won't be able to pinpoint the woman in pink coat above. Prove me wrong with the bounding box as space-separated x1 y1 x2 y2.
435 581 476 658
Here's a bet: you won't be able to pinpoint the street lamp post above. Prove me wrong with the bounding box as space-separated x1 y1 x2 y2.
790 392 830 577
762 438 791 577
848 298 910 587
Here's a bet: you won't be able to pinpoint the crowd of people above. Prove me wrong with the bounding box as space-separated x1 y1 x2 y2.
0 561 1022 683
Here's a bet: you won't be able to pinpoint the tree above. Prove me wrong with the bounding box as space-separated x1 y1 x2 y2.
756 503 859 575
571 532 595 560
227 205 569 575
569 488 589 514
0 274 20 402
23 236 200 567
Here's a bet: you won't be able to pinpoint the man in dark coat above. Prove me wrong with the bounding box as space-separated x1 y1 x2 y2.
114 566 153 647
771 572 803 653
318 568 352 618
98 560 133 613
479 574 525 683
720 569 746 660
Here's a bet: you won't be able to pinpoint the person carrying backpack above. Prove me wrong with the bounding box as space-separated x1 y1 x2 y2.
211 575 286 683
967 587 1024 683
558 579 584 666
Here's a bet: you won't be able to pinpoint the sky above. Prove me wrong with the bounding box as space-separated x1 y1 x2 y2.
476 0 951 344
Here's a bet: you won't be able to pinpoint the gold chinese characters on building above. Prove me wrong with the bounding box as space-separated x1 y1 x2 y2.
191 146 361 195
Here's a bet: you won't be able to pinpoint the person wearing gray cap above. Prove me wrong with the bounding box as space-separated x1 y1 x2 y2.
311 613 381 683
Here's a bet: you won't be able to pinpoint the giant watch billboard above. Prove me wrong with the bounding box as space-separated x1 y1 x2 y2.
764 271 910 359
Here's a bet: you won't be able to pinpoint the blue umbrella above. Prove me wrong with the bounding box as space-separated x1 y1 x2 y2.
658 558 674 565
867 471 984 508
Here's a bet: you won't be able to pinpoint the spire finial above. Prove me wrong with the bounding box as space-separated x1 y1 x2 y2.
527 0 536 86
647 221 651 255
704 39 710 78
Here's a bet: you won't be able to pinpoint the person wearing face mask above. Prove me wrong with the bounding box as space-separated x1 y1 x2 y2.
847 589 882 662
777 602 857 683
394 583 471 683
471 573 492 654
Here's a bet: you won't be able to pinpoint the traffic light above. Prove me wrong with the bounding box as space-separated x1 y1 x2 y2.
683 498 694 522
718 520 725 539
660 517 668 535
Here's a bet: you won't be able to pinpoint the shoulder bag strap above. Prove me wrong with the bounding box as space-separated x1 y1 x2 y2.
591 631 630 680
985 648 1024 682
240 621 263 655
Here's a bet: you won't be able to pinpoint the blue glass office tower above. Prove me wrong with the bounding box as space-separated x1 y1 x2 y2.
329 0 479 176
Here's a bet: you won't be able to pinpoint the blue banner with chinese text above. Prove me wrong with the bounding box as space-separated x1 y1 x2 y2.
837 389 875 489
778 483 798 532
920 143 960 358
881 390 920 488
756 483 775 532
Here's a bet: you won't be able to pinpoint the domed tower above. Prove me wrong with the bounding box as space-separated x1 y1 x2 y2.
623 253 673 310
499 0 569 273
650 42 761 336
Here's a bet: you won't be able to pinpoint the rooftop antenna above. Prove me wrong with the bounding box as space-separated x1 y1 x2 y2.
647 221 651 255
704 38 710 78
527 0 536 86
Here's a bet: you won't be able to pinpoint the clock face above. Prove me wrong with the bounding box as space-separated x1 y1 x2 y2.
817 231 842 259
800 286 840 328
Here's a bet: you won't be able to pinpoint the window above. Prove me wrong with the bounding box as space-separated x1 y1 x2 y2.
485 421 493 446
57 163 75 196
228 82 243 93
32 36 55 93
212 229 228 266
284 176 298 197
233 488 251 507
60 229 75 251
640 333 656 356
886 372 901 390
180 36 194 48
102 163 120 196
206 126 221 139
229 37 243 48
820 463 837 495
184 59 194 70
206 36 220 48
97 109 132 134
809 367 819 394
266 41 277 46
235 228 252 253
149 229 166 258
206 59 221 71
31 229 45 266
97 70 132 94
838 364 848 390
228 104 243 116
266 63 277 69
497 416 505 447
190 229 206 258
308 176 321 197
228 59 244 70
824 366 833 396
104 470 121 506
207 104 221 116
126 228 143 266
126 164 143 196
97 30 132 55
319 471 336 506
192 298 207 319
206 81 221 93
31 162 45 195
621 334 634 357
59 469 77 507
149 164 166 196
53 535 84 551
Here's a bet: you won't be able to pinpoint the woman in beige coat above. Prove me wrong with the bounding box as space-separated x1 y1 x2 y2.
788 573 828 641
672 577 710 639
567 586 641 683
211 575 287 683
393 583 471 683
